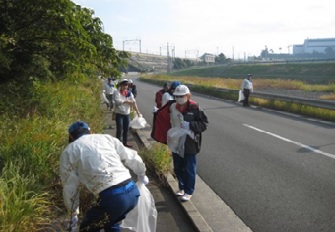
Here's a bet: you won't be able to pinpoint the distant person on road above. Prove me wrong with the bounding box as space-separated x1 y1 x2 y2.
241 74 253 106
59 121 149 232
155 82 169 109
152 85 208 202
128 79 137 98
161 81 181 107
114 79 142 148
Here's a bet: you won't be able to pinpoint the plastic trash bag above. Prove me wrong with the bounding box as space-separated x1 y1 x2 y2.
129 114 147 129
121 182 157 232
167 127 188 157
238 90 245 102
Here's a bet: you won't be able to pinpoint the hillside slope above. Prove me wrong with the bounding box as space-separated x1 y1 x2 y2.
169 62 335 84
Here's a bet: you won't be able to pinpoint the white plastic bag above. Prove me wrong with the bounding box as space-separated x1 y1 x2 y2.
129 114 147 129
121 182 157 232
238 90 245 102
167 127 188 157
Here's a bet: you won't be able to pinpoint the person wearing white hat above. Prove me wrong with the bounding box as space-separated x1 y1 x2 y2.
169 85 208 201
127 79 137 98
114 79 142 148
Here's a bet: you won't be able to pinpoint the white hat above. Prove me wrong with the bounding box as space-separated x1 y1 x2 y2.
173 85 190 96
120 79 129 85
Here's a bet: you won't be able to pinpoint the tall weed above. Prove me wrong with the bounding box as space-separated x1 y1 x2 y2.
0 162 51 232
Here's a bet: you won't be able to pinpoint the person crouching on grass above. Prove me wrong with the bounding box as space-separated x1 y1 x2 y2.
59 121 149 232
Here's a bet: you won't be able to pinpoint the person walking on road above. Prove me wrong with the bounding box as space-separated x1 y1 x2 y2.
161 81 181 107
114 79 142 148
241 74 253 106
59 121 149 232
155 82 169 109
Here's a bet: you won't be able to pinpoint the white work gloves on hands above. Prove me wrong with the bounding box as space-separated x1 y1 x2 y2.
182 121 195 140
181 121 190 131
68 214 78 232
138 175 149 185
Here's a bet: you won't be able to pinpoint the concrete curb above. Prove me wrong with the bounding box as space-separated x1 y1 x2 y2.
134 124 214 232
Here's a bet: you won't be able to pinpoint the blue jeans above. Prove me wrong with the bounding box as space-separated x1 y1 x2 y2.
115 113 130 144
79 181 140 232
172 153 197 195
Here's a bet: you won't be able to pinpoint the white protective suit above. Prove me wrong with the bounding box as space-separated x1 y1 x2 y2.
59 133 146 214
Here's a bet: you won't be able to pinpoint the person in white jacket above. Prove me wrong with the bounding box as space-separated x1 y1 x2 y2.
59 121 149 232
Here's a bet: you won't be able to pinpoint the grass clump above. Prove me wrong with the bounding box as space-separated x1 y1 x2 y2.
139 143 172 183
0 163 51 232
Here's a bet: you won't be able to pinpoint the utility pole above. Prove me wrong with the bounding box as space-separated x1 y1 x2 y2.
161 42 175 73
232 46 234 60
167 42 170 73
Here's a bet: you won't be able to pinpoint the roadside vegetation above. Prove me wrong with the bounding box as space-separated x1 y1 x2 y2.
0 78 104 231
1 1 334 231
0 1 129 231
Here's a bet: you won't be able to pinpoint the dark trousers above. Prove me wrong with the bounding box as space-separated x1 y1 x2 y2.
106 94 113 110
115 113 130 144
79 181 140 232
243 89 250 106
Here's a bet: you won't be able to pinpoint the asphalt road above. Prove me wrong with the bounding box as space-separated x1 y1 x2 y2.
131 77 335 232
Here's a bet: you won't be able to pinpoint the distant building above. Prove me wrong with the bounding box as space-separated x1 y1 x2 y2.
293 38 335 55
200 53 215 64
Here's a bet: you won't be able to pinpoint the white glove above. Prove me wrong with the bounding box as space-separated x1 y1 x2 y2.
138 175 149 185
68 215 78 232
152 106 158 113
181 121 190 131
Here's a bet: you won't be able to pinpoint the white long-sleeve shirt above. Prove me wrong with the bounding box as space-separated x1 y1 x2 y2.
59 134 146 213
241 79 253 91
114 90 136 115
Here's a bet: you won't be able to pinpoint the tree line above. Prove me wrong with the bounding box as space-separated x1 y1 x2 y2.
0 0 129 86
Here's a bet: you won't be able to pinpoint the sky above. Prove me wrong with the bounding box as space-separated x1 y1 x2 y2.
72 0 335 59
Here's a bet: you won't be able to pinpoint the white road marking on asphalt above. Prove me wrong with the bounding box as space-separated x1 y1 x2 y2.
244 124 335 160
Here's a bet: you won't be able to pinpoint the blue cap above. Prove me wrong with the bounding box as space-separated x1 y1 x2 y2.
170 81 181 89
68 121 90 134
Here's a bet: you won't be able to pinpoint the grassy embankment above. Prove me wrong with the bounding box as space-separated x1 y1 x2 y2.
141 62 335 122
0 77 104 231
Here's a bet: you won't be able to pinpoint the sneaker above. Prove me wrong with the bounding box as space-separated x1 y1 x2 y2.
181 194 192 201
175 190 184 196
